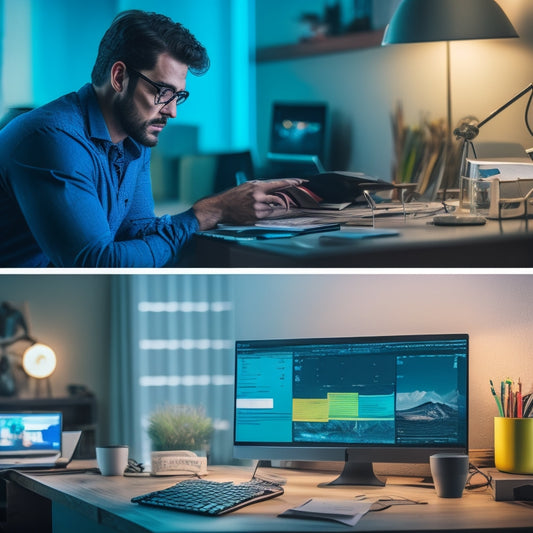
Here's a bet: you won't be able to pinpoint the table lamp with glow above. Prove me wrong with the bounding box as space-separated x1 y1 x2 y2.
0 302 57 397
382 0 518 191
22 342 57 396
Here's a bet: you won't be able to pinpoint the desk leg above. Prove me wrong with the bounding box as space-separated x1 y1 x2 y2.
6 480 51 533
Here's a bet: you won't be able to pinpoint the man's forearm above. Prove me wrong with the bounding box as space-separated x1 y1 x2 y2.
191 179 305 231
192 195 227 230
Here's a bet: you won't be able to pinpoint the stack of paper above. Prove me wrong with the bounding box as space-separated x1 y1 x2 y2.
279 498 372 526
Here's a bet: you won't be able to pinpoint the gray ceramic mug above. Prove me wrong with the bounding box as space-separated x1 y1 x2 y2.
430 453 469 498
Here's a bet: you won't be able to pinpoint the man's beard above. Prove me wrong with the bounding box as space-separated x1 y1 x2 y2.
114 91 166 147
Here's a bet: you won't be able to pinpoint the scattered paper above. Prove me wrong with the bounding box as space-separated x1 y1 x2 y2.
280 498 372 526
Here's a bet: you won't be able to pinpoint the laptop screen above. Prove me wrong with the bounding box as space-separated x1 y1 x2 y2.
0 412 62 457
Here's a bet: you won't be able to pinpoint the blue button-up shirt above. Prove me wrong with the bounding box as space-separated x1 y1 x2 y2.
0 84 199 267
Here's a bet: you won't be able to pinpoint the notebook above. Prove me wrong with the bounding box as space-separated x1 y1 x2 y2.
0 411 81 469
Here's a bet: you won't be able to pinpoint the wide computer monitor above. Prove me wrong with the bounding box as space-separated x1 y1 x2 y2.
233 333 468 486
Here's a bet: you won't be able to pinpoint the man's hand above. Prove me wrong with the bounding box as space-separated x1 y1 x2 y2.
192 178 304 230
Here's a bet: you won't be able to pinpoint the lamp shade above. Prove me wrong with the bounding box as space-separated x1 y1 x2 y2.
382 0 518 45
22 343 56 379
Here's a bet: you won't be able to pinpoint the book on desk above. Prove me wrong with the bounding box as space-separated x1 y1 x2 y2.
272 171 396 210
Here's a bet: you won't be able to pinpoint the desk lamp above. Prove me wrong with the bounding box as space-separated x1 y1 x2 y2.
0 302 56 397
382 0 518 191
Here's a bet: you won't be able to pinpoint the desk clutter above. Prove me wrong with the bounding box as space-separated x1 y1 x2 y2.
198 193 446 243
126 457 497 521
195 169 533 245
280 495 427 527
264 166 533 225
214 170 447 240
130 473 433 524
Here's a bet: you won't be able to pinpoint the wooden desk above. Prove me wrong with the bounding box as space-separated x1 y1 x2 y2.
4 463 533 532
180 218 533 268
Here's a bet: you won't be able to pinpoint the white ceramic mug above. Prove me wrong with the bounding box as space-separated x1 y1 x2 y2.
96 445 129 476
430 453 469 498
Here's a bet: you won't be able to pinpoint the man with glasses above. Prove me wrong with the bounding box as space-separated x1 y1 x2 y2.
0 10 300 267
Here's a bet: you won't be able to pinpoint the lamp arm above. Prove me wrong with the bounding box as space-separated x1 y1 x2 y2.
454 84 533 141
477 83 533 130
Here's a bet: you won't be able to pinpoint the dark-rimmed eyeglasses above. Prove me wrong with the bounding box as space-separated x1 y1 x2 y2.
128 68 189 106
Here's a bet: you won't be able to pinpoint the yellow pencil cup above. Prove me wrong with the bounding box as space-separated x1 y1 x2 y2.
494 417 533 474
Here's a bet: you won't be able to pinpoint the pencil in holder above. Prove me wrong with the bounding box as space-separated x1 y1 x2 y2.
494 417 533 474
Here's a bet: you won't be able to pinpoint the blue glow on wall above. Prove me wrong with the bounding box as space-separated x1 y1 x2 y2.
31 0 116 105
2 0 253 153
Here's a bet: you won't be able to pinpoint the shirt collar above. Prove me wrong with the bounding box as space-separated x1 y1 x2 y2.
80 83 142 159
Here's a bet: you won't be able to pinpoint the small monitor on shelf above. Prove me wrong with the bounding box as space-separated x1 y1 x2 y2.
233 333 468 486
267 102 328 176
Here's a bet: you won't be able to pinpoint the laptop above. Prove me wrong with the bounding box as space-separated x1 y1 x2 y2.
0 411 81 469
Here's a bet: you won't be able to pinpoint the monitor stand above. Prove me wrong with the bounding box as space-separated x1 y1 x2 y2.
319 460 385 487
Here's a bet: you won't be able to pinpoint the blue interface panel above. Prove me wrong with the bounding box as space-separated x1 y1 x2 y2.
235 335 468 448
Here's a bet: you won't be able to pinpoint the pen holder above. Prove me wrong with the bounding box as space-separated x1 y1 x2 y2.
494 417 533 474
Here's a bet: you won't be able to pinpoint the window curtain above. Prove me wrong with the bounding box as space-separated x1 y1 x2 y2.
110 275 236 466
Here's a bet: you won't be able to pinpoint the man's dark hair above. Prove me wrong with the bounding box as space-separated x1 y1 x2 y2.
91 10 210 86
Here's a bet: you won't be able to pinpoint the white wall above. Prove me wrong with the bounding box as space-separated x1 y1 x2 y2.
233 273 533 451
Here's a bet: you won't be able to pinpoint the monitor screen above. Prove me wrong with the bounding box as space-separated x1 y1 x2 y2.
234 334 468 486
268 102 328 162
0 412 62 456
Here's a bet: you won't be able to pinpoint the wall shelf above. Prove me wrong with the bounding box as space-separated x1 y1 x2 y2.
256 29 385 63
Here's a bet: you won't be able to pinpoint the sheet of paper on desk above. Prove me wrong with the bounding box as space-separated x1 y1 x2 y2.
280 498 372 526
319 228 399 242
252 223 340 232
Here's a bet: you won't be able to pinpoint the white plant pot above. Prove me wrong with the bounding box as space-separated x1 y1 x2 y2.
150 450 207 476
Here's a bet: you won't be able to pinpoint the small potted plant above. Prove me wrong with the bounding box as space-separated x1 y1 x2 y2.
147 404 213 475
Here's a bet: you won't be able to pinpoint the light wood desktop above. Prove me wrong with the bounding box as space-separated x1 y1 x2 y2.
4 462 533 532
